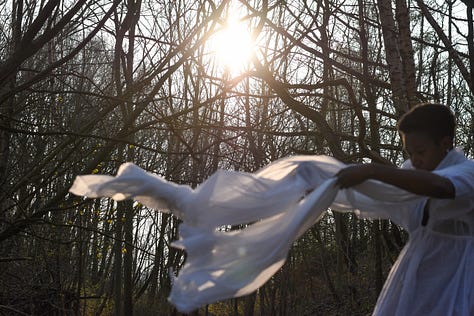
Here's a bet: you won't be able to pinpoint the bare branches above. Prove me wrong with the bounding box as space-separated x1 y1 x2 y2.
416 0 473 94
0 0 472 314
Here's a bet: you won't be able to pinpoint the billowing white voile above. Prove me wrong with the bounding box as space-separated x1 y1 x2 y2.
69 152 474 314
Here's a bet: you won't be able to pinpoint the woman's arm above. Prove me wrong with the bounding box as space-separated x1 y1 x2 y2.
336 164 455 199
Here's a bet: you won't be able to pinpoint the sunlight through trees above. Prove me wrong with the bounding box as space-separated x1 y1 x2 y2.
0 0 472 314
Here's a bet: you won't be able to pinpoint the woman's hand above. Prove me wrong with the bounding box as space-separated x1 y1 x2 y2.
335 164 373 188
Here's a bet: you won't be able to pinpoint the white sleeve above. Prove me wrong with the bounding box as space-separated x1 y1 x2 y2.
434 160 474 199
335 181 423 233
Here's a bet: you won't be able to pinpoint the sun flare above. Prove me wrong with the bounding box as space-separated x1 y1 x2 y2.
211 17 255 74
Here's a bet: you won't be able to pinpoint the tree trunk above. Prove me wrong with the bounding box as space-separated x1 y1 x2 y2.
123 200 134 316
377 0 408 113
395 0 418 108
372 220 384 295
113 204 124 316
464 0 474 92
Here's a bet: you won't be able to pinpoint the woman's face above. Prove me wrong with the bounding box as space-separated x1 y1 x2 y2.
402 132 451 171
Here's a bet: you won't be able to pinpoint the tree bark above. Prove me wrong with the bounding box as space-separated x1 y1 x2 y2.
377 0 409 113
395 0 418 108
464 0 474 92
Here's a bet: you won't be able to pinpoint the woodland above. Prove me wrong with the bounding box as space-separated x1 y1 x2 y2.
0 0 473 315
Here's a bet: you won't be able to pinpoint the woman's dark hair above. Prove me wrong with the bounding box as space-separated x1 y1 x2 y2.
397 103 456 144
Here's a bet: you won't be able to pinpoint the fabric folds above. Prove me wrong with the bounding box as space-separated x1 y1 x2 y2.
69 153 473 314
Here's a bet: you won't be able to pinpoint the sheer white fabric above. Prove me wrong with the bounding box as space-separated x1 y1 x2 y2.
69 150 474 314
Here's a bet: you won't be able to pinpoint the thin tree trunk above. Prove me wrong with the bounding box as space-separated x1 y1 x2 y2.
377 0 408 113
113 204 124 316
123 200 134 316
464 0 474 92
372 221 383 294
245 76 262 168
0 0 22 190
395 0 418 108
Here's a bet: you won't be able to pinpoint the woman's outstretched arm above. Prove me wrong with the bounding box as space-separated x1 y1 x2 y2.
336 164 455 199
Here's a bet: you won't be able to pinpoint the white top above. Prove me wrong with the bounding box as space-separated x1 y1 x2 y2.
69 149 474 314
362 149 474 316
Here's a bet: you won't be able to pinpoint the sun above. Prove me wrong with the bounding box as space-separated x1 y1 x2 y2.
210 17 255 74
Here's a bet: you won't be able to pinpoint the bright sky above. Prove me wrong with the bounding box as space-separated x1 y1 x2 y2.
209 15 256 75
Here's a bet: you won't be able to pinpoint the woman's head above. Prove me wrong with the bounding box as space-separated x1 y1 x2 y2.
397 103 455 170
